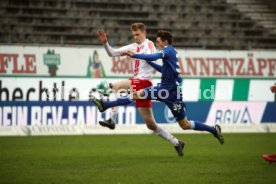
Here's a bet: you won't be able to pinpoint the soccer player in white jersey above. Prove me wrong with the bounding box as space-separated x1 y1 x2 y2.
93 23 185 156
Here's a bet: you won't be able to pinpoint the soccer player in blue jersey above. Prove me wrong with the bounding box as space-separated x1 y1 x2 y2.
124 30 224 145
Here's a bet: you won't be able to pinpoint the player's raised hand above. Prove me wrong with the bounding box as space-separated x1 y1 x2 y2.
97 29 108 44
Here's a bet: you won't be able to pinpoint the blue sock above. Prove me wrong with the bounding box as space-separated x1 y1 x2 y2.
103 96 133 109
190 120 216 134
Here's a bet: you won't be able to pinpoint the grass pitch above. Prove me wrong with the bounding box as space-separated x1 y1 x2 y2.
0 133 276 184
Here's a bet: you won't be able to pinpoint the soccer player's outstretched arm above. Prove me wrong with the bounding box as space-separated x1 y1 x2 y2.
98 29 130 57
146 61 162 73
132 52 163 61
131 52 163 72
104 43 131 57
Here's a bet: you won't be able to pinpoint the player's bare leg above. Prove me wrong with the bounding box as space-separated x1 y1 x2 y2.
112 79 131 92
138 107 184 157
98 80 131 129
133 90 185 156
138 107 157 130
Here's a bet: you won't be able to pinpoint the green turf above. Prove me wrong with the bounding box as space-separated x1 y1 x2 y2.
0 133 276 184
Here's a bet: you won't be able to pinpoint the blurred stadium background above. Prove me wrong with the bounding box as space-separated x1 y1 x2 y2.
1 0 276 49
0 0 276 183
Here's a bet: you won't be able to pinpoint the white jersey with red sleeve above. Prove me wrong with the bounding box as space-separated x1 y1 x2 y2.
103 39 156 80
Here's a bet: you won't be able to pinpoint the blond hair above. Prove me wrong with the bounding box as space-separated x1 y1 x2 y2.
130 22 146 32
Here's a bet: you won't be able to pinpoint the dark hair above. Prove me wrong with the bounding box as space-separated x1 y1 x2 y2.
131 22 146 32
156 30 173 44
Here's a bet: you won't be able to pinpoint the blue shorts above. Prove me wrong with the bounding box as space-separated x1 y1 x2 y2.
143 85 186 121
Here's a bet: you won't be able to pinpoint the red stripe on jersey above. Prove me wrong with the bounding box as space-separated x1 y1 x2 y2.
134 59 140 76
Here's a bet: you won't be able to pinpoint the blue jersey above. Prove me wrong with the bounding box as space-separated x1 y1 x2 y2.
133 45 186 121
133 45 182 89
